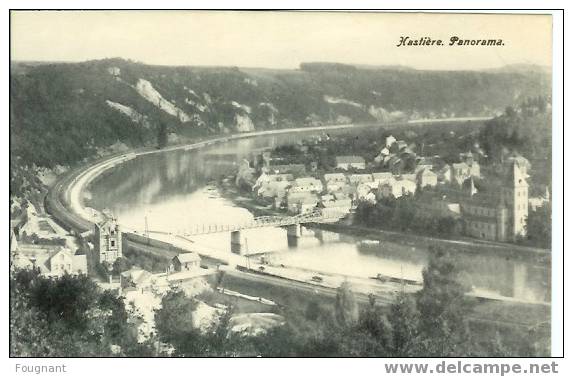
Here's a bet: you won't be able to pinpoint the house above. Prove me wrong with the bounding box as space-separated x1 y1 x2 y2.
400 173 417 183
318 194 353 215
324 173 347 183
324 173 348 193
385 135 397 147
348 174 373 185
269 164 306 176
335 156 366 170
459 152 481 176
256 179 292 199
94 212 122 264
452 162 471 185
378 178 417 199
120 268 154 290
436 164 453 183
459 151 475 164
452 158 481 185
417 168 438 188
46 248 76 277
374 148 391 164
10 228 18 254
11 245 87 277
415 164 434 174
290 177 323 193
371 172 393 184
390 140 408 153
169 252 202 272
286 192 319 214
356 183 373 200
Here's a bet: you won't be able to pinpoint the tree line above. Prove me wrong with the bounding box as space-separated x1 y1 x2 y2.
10 247 546 357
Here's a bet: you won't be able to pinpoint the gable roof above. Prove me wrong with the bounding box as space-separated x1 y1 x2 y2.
175 252 201 264
294 177 322 186
372 172 393 181
336 156 365 164
324 173 347 181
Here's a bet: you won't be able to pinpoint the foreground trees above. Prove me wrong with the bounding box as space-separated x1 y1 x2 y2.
11 246 544 357
10 269 145 357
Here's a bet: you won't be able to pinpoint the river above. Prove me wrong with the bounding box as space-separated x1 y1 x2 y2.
86 130 551 304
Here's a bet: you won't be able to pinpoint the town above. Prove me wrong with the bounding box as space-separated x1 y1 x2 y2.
239 130 550 244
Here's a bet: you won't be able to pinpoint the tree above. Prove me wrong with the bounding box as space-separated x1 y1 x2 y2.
10 268 145 357
525 203 551 248
353 295 392 354
389 291 420 356
112 257 131 275
157 122 168 149
334 281 359 327
214 270 226 288
415 247 473 356
304 301 322 321
154 288 202 354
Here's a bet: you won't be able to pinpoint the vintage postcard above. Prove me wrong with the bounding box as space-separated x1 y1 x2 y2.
9 10 557 361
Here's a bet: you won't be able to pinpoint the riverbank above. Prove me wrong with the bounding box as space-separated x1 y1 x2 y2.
216 176 550 264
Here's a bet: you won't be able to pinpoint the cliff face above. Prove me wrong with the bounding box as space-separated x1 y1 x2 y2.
10 58 550 168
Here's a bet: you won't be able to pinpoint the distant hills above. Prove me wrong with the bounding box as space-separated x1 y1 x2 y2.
10 58 551 168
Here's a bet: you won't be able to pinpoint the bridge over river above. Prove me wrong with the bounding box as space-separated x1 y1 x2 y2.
146 208 346 253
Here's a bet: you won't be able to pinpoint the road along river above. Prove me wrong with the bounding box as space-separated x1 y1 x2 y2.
54 124 550 306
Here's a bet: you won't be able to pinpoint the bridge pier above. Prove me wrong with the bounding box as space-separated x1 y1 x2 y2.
230 230 243 254
314 229 324 243
286 224 301 238
286 224 301 248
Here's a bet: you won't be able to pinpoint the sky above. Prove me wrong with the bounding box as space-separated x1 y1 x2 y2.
10 11 553 70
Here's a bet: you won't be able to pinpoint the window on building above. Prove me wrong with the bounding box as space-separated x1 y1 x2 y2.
111 240 115 247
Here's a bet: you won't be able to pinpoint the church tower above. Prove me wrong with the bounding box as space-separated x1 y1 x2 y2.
501 160 529 240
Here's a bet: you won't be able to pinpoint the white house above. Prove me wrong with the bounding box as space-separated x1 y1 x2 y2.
287 192 319 214
290 177 323 193
335 156 366 170
11 246 87 277
417 168 438 188
379 178 417 198
349 174 373 185
371 172 393 185
169 252 201 272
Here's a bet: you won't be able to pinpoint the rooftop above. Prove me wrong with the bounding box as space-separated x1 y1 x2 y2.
336 156 365 164
175 252 201 263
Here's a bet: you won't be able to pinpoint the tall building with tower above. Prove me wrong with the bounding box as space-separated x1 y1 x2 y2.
501 158 529 239
460 158 529 242
94 210 122 264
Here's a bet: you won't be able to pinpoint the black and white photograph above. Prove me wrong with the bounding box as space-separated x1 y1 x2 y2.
6 8 564 366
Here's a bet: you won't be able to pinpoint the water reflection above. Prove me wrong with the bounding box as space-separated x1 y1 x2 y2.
87 132 550 304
